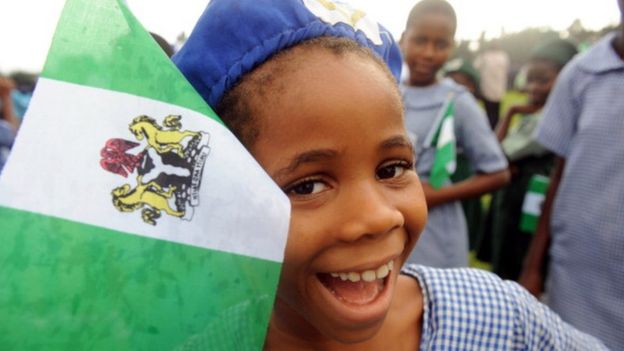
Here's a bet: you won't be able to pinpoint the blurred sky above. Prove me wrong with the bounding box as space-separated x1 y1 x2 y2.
0 0 620 73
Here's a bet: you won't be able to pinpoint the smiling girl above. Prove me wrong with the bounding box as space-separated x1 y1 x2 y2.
173 0 608 349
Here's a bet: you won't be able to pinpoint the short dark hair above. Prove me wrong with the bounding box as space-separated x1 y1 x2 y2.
150 32 174 58
406 0 457 35
216 36 397 148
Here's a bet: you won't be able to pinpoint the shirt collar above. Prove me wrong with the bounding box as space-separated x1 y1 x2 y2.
400 78 465 109
578 31 624 73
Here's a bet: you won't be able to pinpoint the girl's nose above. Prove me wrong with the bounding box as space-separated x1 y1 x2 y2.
335 180 404 243
421 42 435 58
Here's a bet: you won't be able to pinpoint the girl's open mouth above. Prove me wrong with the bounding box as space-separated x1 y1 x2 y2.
317 261 393 305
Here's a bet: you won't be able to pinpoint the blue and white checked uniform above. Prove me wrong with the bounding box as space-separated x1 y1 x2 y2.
402 265 609 350
534 31 624 350
402 79 508 268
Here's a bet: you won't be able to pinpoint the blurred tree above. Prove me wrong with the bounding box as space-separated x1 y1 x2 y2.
452 39 475 62
448 23 619 91
497 28 560 69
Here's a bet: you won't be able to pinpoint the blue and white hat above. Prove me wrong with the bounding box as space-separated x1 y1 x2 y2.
173 0 402 109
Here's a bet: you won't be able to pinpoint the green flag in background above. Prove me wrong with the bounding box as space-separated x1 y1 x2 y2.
519 174 550 233
426 97 457 189
0 0 290 350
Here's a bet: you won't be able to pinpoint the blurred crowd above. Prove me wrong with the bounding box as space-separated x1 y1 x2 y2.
0 72 35 172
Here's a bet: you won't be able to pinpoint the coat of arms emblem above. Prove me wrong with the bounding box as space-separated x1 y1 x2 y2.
100 114 209 225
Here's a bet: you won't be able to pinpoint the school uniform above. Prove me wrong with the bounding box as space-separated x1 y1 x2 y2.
534 31 624 350
401 265 609 350
401 78 507 268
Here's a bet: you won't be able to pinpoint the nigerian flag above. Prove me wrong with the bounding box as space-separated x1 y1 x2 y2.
0 0 290 350
520 174 550 233
426 96 457 189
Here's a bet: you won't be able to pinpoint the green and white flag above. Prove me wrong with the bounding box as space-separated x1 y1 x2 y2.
0 0 290 350
520 174 550 233
425 95 456 189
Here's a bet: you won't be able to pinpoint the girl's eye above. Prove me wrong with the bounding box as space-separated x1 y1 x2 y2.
435 40 450 50
376 161 413 180
284 179 328 196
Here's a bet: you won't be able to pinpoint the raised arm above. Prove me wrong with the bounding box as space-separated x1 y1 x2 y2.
495 104 542 142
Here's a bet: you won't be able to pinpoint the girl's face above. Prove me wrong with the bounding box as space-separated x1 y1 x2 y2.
525 60 559 107
250 49 427 344
400 13 455 87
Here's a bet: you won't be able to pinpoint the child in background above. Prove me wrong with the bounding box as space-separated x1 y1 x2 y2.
400 0 509 268
520 1 624 348
173 0 608 349
488 39 578 281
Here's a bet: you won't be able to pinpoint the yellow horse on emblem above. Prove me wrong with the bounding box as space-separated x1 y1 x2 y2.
129 115 200 157
111 175 184 225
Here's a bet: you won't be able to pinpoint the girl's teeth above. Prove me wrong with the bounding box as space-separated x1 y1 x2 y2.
348 272 361 282
361 270 376 282
329 260 393 282
376 264 389 279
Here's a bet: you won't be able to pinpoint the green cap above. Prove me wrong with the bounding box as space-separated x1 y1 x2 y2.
531 39 578 67
442 58 480 86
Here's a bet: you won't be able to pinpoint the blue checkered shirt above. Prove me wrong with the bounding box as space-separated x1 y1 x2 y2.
534 31 624 350
402 265 609 350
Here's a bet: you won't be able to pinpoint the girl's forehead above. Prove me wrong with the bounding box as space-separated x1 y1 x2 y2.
407 12 456 35
248 50 405 167
252 46 398 112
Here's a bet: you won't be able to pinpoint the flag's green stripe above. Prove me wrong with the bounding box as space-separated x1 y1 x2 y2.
0 206 279 350
528 175 549 194
520 213 539 234
430 142 454 189
40 0 221 124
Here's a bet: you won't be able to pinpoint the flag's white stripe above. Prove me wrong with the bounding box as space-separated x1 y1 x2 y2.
522 192 545 216
0 78 290 262
437 116 454 147
423 93 455 147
